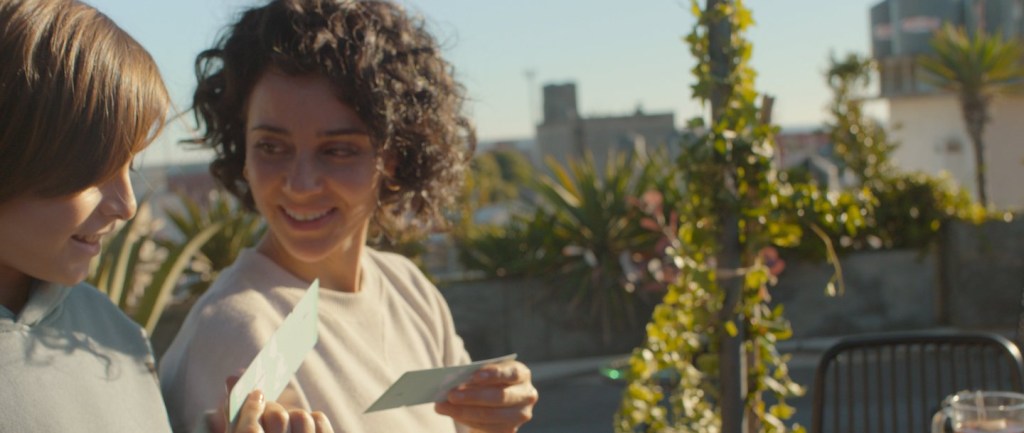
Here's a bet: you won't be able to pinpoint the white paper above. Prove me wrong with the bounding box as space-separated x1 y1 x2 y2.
364 353 518 413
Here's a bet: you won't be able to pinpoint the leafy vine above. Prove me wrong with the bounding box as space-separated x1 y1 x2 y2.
615 1 870 431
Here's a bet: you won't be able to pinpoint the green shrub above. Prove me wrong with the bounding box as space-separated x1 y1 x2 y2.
785 171 986 259
455 150 676 340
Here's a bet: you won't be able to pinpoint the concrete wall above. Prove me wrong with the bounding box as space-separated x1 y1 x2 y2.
771 249 940 338
438 278 650 363
152 219 1024 364
942 219 1024 328
438 249 946 362
438 218 1024 361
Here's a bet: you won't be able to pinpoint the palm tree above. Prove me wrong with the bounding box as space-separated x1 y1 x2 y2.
918 23 1024 207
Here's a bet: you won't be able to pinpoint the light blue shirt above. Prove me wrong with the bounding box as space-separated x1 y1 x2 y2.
0 281 172 433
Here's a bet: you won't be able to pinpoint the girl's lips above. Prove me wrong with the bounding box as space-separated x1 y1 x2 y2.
70 234 102 256
71 234 101 244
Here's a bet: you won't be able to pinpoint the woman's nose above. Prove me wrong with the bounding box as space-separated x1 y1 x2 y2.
285 158 323 196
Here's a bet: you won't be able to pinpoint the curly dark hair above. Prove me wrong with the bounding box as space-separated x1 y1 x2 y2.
191 0 475 234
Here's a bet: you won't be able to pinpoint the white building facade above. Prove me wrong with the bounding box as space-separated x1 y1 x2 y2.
872 0 1024 209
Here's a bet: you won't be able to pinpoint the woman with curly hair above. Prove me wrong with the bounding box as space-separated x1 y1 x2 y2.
158 1 538 432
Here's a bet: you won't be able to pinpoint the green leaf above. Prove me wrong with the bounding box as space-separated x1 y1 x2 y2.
724 320 738 337
134 222 222 333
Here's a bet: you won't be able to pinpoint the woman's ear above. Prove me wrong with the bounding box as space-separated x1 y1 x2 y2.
381 156 400 192
382 153 397 179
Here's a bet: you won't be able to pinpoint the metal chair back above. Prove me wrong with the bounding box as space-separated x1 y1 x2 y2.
810 331 1024 433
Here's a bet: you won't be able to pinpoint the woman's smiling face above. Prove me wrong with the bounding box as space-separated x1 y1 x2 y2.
243 69 381 271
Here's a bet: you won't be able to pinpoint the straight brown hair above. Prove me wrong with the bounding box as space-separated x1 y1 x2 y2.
0 0 170 204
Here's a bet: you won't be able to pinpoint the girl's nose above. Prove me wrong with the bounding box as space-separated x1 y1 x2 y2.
99 166 137 220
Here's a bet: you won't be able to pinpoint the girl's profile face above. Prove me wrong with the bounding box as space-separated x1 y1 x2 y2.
243 69 380 274
0 162 137 289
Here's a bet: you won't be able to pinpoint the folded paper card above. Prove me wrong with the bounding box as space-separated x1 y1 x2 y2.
365 353 517 413
227 279 320 424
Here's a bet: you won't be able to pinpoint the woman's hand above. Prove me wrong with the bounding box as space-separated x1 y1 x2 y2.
434 360 539 433
207 377 334 433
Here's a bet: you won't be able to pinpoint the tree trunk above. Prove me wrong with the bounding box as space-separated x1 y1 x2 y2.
960 93 990 207
706 1 747 433
708 0 733 122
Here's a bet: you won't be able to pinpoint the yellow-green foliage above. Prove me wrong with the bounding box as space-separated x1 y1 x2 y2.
88 198 220 333
164 190 263 299
615 1 856 431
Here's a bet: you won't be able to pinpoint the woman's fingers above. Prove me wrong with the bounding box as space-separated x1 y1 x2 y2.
435 400 534 426
209 384 332 433
250 400 335 433
311 411 334 433
288 409 319 433
231 390 267 433
448 382 539 407
469 361 532 386
434 360 538 432
254 400 285 432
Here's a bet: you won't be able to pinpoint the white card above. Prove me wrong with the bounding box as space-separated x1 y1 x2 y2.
227 279 320 423
364 353 518 413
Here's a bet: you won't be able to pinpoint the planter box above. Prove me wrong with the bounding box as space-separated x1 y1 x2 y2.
770 249 939 338
943 219 1024 329
149 219 1024 365
439 277 649 363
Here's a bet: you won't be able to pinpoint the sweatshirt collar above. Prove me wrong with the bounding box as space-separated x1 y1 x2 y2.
0 280 72 331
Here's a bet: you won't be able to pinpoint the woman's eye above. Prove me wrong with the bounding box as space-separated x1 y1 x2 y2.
325 145 358 158
254 140 285 155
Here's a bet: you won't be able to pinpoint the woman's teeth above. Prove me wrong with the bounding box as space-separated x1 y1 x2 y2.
284 208 330 221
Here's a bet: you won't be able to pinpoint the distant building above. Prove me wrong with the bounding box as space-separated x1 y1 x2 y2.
775 128 834 170
535 82 678 172
872 0 1024 97
775 128 846 191
871 0 1024 208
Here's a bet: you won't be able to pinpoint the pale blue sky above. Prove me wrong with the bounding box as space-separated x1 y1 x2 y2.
84 0 882 165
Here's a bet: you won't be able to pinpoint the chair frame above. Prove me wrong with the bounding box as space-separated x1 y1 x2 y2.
810 331 1024 433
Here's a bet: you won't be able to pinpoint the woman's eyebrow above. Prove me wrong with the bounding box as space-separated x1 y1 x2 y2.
247 125 368 137
319 127 369 138
249 124 288 134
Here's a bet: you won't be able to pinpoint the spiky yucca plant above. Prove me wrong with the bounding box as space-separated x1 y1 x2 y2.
88 198 220 333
